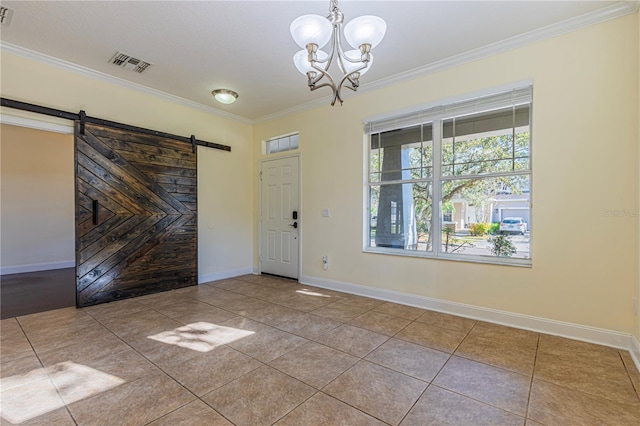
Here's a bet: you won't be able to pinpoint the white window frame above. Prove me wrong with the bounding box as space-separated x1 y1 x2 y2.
363 84 533 267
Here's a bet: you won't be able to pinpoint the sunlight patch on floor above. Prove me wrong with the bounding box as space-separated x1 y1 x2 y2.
147 322 254 352
0 362 125 424
296 289 332 298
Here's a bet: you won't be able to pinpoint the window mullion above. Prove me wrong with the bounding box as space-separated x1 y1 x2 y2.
512 105 516 171
440 170 529 181
432 119 443 255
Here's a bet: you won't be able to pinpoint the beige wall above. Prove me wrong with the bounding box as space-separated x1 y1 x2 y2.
2 12 638 336
254 14 639 333
635 9 640 343
0 124 74 269
0 52 255 281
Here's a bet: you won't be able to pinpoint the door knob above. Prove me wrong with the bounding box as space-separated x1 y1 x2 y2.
288 221 298 229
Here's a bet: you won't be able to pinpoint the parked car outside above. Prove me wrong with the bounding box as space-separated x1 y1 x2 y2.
499 217 527 235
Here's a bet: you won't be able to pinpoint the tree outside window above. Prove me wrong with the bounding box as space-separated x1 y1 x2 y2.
366 87 532 266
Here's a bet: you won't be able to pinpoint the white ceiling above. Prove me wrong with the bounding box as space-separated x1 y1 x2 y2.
0 1 635 122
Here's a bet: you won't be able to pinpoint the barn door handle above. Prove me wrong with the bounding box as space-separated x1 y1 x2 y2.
92 200 99 225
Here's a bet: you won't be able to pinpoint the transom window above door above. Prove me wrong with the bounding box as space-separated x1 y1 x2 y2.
265 133 299 155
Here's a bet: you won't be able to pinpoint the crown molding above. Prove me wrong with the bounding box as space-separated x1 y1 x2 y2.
2 1 637 126
362 1 639 96
254 0 639 124
0 42 253 125
0 113 74 134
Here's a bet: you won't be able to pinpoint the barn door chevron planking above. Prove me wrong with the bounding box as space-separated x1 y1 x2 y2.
75 122 198 307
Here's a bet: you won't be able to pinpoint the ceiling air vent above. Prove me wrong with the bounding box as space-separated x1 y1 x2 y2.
0 7 14 25
108 51 152 73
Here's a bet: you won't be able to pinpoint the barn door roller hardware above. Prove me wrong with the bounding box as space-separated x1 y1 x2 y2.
1 97 231 152
79 110 87 135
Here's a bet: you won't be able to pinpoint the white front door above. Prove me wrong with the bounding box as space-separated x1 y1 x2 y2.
260 156 299 279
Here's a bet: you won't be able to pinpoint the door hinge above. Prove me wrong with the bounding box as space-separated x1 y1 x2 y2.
258 171 263 180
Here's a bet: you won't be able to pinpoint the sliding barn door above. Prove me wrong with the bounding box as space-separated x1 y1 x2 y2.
75 122 197 307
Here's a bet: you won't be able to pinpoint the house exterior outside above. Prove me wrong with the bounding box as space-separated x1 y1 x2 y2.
447 193 530 230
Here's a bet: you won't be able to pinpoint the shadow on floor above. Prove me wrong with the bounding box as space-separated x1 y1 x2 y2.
1 268 75 319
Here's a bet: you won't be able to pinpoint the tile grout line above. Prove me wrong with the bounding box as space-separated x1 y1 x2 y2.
399 319 529 422
319 391 395 425
528 349 640 410
524 333 541 424
266 387 319 426
14 316 80 426
336 310 462 425
139 284 365 423
82 307 210 424
396 382 432 425
317 360 395 425
618 349 640 403
256 300 409 424
93 301 272 424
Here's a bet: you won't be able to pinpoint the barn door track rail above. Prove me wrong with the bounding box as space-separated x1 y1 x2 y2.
1 97 231 152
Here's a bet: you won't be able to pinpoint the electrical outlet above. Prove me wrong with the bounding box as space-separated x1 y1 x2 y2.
322 256 328 270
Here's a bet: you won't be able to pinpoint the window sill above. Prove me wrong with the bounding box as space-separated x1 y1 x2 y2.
363 246 532 268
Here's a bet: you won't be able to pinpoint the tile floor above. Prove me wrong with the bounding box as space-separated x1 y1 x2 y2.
1 274 640 425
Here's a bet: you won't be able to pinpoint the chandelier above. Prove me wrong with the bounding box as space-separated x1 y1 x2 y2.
290 0 386 106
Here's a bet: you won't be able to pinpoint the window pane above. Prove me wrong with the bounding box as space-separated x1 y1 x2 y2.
421 143 433 178
278 137 289 152
369 182 433 252
266 140 275 154
290 134 299 150
372 123 432 182
369 136 383 183
440 175 530 259
442 105 530 177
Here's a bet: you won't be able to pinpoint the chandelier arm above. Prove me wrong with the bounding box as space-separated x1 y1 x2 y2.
338 61 368 89
308 80 341 106
309 81 335 92
311 63 336 88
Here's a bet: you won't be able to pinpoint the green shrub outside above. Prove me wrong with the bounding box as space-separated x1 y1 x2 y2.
469 222 490 236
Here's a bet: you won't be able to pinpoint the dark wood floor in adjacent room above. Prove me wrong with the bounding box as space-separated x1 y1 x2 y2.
1 268 75 319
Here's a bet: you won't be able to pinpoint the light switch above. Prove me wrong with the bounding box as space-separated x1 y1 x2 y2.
322 208 330 217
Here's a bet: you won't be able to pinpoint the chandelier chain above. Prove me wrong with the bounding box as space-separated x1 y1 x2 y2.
330 0 339 13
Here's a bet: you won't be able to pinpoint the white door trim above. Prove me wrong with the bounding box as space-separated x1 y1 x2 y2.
258 153 302 280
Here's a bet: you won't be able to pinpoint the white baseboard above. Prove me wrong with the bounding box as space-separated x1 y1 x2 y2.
0 261 75 276
198 267 253 284
300 274 633 351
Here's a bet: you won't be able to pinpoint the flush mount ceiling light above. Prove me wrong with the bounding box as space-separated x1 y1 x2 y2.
212 89 238 104
291 0 386 106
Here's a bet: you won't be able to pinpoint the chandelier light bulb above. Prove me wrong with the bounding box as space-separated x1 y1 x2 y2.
290 14 333 49
344 15 387 50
